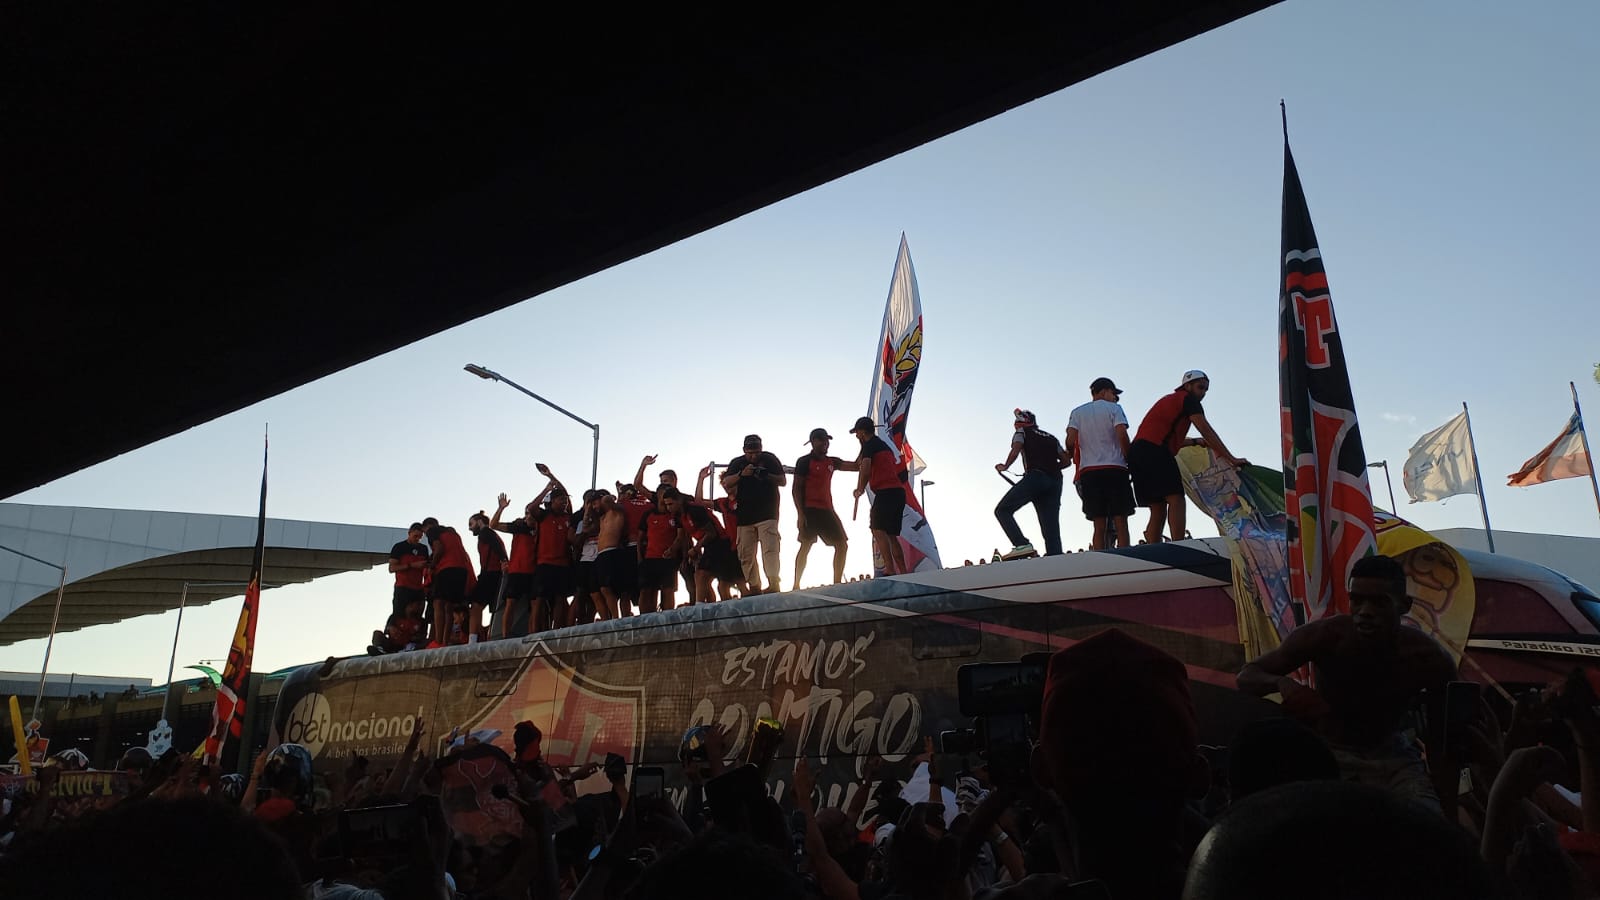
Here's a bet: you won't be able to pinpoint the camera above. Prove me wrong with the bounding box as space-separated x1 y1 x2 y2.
938 657 1047 786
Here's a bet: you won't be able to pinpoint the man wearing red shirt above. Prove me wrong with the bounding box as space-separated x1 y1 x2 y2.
851 416 908 577
491 492 543 638
531 487 576 630
793 427 857 585
1127 370 1249 545
422 517 476 643
638 488 685 613
388 523 430 622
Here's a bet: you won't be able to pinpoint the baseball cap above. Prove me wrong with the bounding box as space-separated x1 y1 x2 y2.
850 416 876 434
1013 408 1036 425
743 434 763 450
806 427 833 443
1179 369 1209 388
1089 377 1122 396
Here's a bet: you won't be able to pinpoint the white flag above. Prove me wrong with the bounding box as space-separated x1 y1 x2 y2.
865 234 941 573
1402 412 1478 502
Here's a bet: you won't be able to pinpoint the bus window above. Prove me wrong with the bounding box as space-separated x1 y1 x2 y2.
1471 578 1575 635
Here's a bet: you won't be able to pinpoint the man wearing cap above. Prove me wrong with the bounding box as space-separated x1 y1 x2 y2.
851 416 909 576
792 427 858 585
993 408 1071 558
1237 555 1460 815
721 434 787 594
388 523 431 622
1067 378 1135 551
1128 369 1249 545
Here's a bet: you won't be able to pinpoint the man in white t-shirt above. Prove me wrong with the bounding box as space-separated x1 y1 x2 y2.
1066 377 1135 550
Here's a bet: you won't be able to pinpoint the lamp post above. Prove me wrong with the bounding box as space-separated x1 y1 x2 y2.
0 544 67 723
159 580 281 725
465 364 599 490
920 479 936 511
1367 460 1397 513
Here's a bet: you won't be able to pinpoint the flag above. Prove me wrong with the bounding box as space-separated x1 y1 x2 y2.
1403 412 1479 502
203 437 268 767
1507 412 1591 487
1277 125 1377 626
865 234 941 573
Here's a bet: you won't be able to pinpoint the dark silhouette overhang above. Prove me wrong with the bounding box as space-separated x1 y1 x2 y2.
4 3 1276 499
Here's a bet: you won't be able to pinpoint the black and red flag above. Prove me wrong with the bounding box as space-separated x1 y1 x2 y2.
203 435 267 766
1278 110 1377 626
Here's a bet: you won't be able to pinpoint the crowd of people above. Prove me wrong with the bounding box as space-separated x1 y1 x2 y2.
992 370 1248 561
5 558 1600 898
372 420 912 654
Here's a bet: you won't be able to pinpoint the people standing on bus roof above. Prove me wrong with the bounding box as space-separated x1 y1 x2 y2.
852 416 909 576
466 511 505 643
695 464 746 597
422 516 476 643
388 523 430 624
572 489 605 625
639 488 685 614
530 476 576 631
993 408 1071 559
1127 369 1249 544
491 493 541 639
593 490 631 620
793 427 858 586
722 434 787 594
1067 378 1136 551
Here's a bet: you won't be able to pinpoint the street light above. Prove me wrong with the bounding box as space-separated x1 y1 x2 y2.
465 363 599 490
1367 460 1397 513
0 543 67 723
920 479 936 511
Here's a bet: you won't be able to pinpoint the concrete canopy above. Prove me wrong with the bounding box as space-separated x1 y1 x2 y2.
3 3 1278 500
0 503 398 645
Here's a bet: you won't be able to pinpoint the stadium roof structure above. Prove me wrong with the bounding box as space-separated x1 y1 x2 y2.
4 2 1277 500
0 503 396 645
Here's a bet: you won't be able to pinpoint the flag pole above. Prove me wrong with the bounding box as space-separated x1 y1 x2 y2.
1572 381 1600 525
1462 402 1496 553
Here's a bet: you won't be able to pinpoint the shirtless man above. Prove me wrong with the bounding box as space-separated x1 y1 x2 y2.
1237 555 1460 816
592 491 630 620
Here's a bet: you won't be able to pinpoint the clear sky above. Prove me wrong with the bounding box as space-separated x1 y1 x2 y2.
4 0 1598 684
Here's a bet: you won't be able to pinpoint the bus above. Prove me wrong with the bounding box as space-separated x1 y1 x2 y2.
269 538 1600 803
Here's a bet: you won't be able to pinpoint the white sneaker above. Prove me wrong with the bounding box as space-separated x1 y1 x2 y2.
1001 543 1036 561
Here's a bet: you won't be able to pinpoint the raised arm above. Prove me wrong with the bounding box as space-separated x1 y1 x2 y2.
634 455 656 492
490 493 512 531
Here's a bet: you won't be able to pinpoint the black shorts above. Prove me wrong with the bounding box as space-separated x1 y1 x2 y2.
575 560 598 594
799 508 847 547
1078 468 1136 520
504 572 534 603
699 537 742 581
595 548 629 591
533 564 574 600
1128 439 1183 507
432 567 470 603
392 586 425 618
869 488 906 536
472 570 503 608
617 546 640 593
640 557 679 591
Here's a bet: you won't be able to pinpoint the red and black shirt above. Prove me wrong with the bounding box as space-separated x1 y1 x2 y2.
1134 389 1204 455
504 520 538 575
682 504 726 544
532 509 573 567
427 526 474 574
390 540 429 590
476 528 508 574
793 453 844 511
859 436 907 493
641 511 682 559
